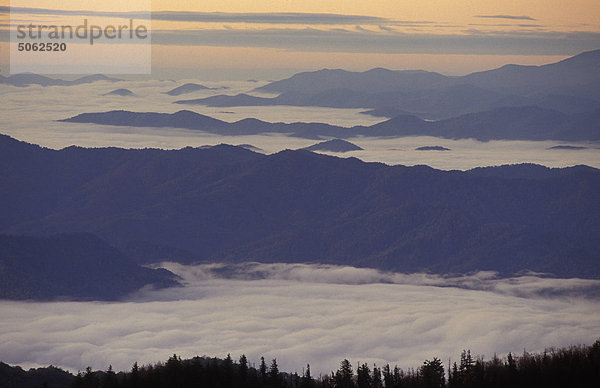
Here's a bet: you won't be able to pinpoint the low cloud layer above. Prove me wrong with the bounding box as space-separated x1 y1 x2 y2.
5 6 596 56
156 262 600 299
474 15 537 21
4 6 391 25
150 28 600 56
1 79 599 170
1 262 599 377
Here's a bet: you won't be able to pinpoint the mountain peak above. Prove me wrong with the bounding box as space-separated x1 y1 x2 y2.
560 49 600 63
303 139 363 153
173 109 203 117
104 88 135 96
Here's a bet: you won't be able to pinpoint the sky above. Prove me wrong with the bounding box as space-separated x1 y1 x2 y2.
1 0 600 78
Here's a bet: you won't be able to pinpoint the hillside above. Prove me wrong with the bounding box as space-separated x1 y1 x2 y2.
1 134 599 278
0 233 178 300
0 363 74 388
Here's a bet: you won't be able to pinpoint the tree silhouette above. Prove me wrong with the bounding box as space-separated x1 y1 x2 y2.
300 364 315 388
260 357 268 384
335 359 354 388
1 338 594 388
356 363 371 388
269 358 281 387
239 354 249 385
101 365 118 388
372 365 382 388
420 358 445 388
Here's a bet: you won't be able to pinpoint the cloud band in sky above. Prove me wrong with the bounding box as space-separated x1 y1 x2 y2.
3 6 393 25
150 28 600 56
3 6 597 57
475 15 537 21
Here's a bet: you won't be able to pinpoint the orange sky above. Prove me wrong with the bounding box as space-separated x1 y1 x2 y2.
148 0 600 77
150 0 600 31
3 0 600 78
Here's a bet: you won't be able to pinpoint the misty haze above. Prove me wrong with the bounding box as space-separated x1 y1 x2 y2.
1 2 600 387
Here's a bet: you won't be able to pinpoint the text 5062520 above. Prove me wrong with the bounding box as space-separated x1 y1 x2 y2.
17 42 67 52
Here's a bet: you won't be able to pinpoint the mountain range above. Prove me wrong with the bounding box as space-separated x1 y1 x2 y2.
0 73 122 87
61 105 600 141
174 50 600 120
1 134 599 279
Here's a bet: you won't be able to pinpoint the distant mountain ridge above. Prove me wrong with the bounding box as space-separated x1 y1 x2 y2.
1 134 599 278
60 110 350 140
104 88 135 96
460 49 600 97
174 50 600 120
255 67 450 94
303 139 363 152
371 106 600 141
257 50 600 98
165 82 229 96
0 73 122 87
61 105 600 141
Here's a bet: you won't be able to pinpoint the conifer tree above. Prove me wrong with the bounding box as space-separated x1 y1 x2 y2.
356 363 371 388
102 365 117 388
300 364 315 388
239 354 249 384
260 357 268 383
129 362 140 388
269 358 281 387
382 364 393 388
420 358 445 388
372 365 382 388
335 359 354 388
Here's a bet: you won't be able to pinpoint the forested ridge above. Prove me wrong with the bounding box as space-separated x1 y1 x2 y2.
2 134 600 280
2 340 599 388
0 233 177 300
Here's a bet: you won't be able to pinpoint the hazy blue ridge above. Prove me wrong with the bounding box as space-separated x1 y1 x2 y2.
0 73 122 87
302 139 364 152
165 49 600 120
61 105 600 141
165 82 229 96
1 134 599 278
0 233 179 301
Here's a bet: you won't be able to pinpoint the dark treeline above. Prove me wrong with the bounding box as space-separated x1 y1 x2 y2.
2 340 599 388
70 341 600 388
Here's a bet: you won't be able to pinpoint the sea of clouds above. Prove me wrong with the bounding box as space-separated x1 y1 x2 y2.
1 262 599 376
1 79 599 170
2 78 600 375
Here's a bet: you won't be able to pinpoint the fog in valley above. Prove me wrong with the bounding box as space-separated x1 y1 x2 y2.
3 2 600 386
1 80 598 171
1 263 599 375
2 70 600 378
